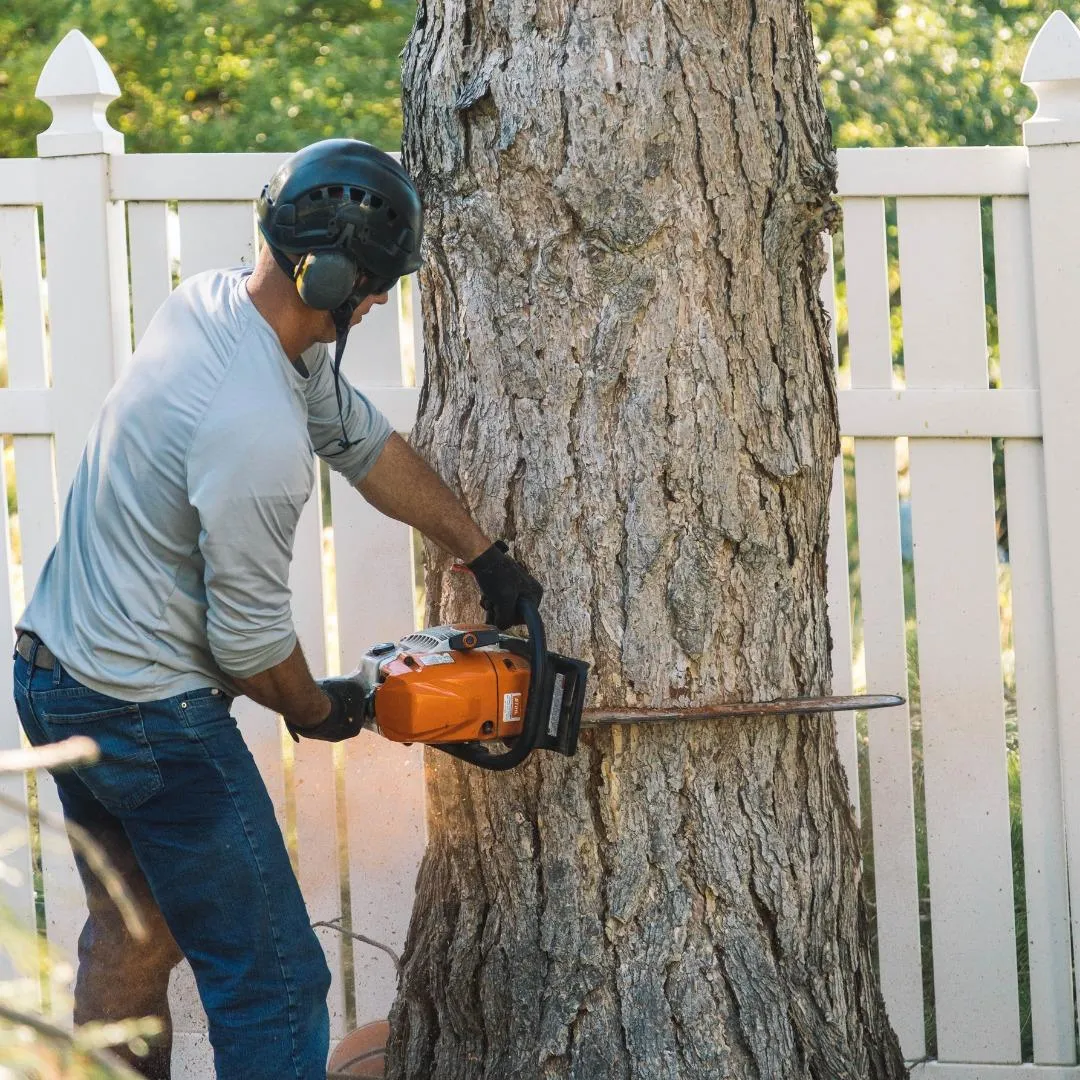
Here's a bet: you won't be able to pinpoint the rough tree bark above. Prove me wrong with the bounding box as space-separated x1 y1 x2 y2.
389 0 907 1076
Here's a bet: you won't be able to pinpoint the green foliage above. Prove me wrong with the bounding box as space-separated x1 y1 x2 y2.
809 0 1080 150
0 0 415 158
2 0 1078 159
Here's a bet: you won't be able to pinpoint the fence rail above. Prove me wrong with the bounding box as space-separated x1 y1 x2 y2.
3 12 1080 1075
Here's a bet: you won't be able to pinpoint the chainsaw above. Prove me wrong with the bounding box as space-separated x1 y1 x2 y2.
343 598 903 772
346 599 589 771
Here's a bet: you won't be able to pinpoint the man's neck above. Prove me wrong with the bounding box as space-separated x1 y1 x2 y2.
245 260 321 361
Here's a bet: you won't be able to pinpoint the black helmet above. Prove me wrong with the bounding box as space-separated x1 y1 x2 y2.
257 139 423 311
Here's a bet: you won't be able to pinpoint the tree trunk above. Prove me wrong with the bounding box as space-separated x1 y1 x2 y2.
389 0 907 1076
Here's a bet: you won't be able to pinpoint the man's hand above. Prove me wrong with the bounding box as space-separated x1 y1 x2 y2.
285 678 368 743
467 541 544 629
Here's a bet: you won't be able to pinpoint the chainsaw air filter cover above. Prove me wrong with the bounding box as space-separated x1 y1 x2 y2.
370 626 532 744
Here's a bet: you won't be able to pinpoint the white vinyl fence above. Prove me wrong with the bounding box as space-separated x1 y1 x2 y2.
2 11 1080 1077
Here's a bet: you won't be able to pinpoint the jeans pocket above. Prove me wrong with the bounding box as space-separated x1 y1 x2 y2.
33 693 164 814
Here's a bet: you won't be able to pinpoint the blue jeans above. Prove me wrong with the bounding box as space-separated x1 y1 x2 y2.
13 643 331 1079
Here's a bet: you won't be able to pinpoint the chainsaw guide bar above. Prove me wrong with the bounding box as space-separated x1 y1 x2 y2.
582 694 904 726
351 600 904 770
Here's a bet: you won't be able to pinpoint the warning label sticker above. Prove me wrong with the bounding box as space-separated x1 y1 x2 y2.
416 653 454 666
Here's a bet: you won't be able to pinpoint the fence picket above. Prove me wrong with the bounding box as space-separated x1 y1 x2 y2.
329 471 424 1026
409 274 425 387
342 280 404 382
0 206 57 594
0 207 56 998
855 442 927 1055
177 201 257 281
993 196 1075 1064
820 234 859 814
0 208 35 988
899 196 1020 1063
0 467 32 993
0 207 47 383
127 201 173 345
843 197 926 1058
290 486 350 1041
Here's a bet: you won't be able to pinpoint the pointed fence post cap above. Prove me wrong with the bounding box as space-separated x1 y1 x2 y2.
1022 11 1080 147
35 29 123 157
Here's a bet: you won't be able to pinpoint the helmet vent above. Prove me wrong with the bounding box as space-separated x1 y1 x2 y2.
328 185 344 199
309 189 323 201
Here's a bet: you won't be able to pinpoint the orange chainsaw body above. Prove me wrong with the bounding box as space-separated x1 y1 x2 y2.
373 637 532 744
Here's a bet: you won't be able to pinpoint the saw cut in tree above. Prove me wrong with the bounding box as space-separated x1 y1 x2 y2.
387 0 908 1075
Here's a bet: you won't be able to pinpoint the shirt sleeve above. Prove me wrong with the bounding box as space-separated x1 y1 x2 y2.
301 343 394 485
186 405 312 679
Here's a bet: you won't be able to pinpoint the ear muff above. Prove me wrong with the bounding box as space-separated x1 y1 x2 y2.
294 250 358 311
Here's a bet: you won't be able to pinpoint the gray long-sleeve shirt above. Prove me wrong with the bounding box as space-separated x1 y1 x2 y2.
18 267 393 701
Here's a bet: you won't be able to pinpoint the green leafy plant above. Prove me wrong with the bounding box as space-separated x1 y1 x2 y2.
0 0 415 159
0 737 162 1079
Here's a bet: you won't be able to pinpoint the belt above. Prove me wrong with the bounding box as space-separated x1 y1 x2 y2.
16 633 58 671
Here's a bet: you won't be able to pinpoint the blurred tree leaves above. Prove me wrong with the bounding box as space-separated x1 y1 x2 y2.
1 1 1079 155
810 0 1079 149
0 0 414 156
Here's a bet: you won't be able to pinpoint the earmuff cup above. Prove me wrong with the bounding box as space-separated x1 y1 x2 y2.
294 250 358 311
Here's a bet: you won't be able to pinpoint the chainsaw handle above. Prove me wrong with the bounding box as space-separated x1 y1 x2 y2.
435 596 547 772
519 595 546 688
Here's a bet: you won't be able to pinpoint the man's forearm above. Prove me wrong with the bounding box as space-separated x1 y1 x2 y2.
230 642 330 730
357 432 491 561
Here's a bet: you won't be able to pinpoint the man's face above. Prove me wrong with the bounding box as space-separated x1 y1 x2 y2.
316 286 390 342
354 290 390 322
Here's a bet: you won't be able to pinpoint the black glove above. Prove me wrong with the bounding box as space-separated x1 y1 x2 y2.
285 678 368 743
467 540 544 630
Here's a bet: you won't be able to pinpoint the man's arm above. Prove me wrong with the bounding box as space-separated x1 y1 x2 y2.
229 641 331 731
229 431 495 736
357 432 491 562
356 432 544 630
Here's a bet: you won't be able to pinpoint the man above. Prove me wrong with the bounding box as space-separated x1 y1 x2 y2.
11 140 541 1079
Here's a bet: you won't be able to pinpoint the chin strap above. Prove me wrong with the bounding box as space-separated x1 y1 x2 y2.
268 242 299 283
327 303 361 452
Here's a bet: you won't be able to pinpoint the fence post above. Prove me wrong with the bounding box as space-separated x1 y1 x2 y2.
30 28 131 1006
35 28 130 497
1021 8 1080 1035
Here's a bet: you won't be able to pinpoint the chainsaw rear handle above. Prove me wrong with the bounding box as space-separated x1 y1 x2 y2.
434 596 547 772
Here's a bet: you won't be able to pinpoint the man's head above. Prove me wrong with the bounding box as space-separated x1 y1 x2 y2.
256 139 423 327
